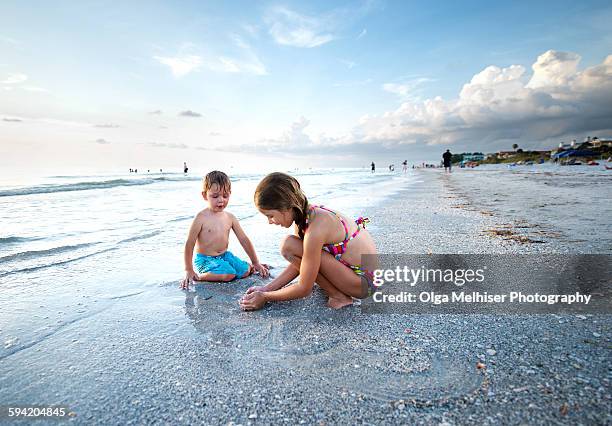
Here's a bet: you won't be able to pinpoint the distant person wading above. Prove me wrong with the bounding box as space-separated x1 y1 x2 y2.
443 150 452 173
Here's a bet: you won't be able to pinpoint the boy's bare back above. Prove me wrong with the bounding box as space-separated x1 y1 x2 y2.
193 208 235 256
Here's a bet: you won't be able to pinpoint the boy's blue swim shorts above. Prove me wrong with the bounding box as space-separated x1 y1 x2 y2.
194 251 250 279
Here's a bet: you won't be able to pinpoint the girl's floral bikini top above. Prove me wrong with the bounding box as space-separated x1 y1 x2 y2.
304 205 370 260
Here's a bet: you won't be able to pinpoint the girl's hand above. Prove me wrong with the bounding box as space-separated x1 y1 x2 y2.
252 263 270 278
245 285 268 294
240 291 267 311
180 270 197 290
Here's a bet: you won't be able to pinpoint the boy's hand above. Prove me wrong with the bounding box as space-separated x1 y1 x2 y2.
252 263 270 278
181 270 197 290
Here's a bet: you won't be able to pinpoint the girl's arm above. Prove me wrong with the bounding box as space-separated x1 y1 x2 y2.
262 265 299 291
262 230 323 302
244 259 299 295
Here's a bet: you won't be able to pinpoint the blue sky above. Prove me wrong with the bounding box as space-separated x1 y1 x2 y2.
1 0 611 173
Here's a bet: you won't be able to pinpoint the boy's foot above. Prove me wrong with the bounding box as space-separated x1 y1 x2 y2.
327 294 353 309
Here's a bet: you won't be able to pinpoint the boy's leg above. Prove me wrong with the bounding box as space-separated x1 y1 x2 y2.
194 254 237 282
196 272 236 282
222 251 252 279
241 264 254 278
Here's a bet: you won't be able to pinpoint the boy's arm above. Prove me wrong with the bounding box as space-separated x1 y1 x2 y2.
231 214 259 264
181 215 203 288
231 215 267 270
231 214 268 277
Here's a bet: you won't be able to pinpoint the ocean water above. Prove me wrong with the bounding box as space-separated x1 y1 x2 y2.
0 168 409 358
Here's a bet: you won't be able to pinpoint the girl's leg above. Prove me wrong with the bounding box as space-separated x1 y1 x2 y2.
280 235 364 308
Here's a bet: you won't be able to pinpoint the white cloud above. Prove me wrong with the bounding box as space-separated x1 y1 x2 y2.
228 117 314 153
40 118 92 128
265 2 376 48
340 59 356 69
211 55 267 75
382 83 410 96
358 50 612 149
1 73 27 84
242 24 261 38
283 116 312 146
526 50 580 90
260 116 314 149
2 115 99 128
147 142 189 149
216 57 241 73
93 123 120 128
0 36 19 45
157 38 267 77
266 7 335 48
154 55 202 77
231 34 250 50
207 35 268 75
382 77 435 99
231 50 612 156
94 138 110 144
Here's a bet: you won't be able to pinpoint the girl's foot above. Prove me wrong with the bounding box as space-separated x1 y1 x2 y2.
327 294 353 309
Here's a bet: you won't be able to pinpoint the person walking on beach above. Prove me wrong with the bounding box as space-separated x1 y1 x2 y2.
443 149 452 173
240 172 378 311
183 162 189 174
371 161 375 173
402 160 408 173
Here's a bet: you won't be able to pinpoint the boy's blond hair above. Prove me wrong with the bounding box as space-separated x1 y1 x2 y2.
203 171 231 194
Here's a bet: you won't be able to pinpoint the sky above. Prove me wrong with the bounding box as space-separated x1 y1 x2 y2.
1 0 611 174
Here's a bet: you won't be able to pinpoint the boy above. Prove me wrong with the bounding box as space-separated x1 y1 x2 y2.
181 171 269 289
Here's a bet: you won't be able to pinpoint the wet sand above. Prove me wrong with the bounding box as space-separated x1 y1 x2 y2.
0 170 609 424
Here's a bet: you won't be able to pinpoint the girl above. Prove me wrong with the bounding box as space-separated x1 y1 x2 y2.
239 172 377 311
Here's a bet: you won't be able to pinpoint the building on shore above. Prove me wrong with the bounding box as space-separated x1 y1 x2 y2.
497 151 516 159
462 153 485 162
583 137 612 149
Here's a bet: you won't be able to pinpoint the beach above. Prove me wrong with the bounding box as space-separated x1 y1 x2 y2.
0 167 610 424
